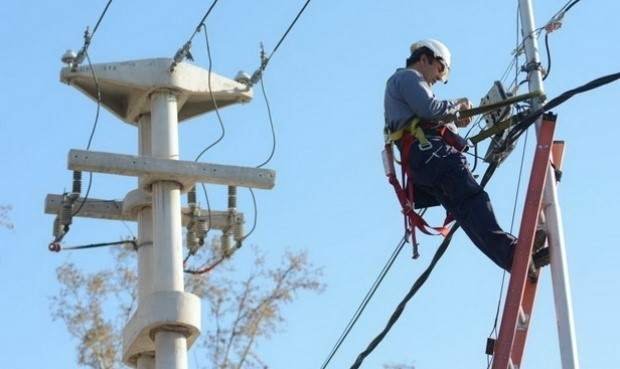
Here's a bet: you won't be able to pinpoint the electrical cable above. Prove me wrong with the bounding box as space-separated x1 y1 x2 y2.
72 52 100 217
269 0 313 60
187 0 220 44
349 72 620 368
169 0 220 71
50 239 136 252
90 0 114 40
320 234 408 369
486 12 525 367
256 77 277 168
486 129 529 369
349 159 499 369
70 0 114 70
190 24 223 262
239 187 258 243
505 72 620 148
246 0 314 86
542 32 552 81
195 24 226 162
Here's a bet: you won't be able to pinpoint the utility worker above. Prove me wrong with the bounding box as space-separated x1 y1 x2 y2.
383 39 516 271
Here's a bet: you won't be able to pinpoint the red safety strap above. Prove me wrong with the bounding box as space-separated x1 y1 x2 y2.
384 134 454 247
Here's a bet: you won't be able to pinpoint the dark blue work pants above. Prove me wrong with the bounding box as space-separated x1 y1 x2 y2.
406 138 516 271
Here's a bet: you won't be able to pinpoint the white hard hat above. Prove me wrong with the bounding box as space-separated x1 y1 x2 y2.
410 39 451 82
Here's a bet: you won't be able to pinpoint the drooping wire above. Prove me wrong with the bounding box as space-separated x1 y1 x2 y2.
240 76 279 241
256 77 277 169
72 52 100 217
239 187 258 243
512 0 582 63
320 234 408 369
195 24 226 162
349 158 505 369
542 31 552 81
191 23 224 253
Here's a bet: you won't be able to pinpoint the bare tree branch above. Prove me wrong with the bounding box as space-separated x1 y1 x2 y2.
52 240 323 369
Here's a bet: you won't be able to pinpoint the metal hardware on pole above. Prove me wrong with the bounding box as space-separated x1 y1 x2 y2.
518 1 580 368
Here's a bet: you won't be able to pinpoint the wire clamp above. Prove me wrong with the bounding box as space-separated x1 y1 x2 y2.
521 61 542 74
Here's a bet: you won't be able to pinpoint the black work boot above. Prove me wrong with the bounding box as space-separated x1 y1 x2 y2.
528 229 550 281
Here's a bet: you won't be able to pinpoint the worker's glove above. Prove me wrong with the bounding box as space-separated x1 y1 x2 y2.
455 98 473 127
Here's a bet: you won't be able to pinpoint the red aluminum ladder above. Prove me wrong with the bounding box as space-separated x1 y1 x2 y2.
491 113 565 369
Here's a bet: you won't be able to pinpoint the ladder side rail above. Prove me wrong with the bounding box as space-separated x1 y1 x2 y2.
491 116 557 369
511 140 566 367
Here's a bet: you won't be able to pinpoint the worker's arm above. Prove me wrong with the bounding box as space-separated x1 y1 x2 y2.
396 71 459 121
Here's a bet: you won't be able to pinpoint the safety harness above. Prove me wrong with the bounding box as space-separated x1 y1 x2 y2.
382 118 457 258
382 90 546 258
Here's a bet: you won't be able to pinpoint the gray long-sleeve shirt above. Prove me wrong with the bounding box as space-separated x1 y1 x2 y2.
384 68 459 133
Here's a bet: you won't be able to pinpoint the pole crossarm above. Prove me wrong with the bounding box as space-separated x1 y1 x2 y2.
45 193 243 230
67 149 276 191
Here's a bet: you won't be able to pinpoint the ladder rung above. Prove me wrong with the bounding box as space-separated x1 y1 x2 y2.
517 306 530 331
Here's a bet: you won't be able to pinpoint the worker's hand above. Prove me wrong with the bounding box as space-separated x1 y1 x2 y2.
455 98 473 127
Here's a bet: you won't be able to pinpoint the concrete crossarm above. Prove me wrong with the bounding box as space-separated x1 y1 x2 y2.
45 193 243 230
67 149 276 191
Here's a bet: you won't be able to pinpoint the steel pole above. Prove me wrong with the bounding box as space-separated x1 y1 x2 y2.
518 1 580 368
150 91 188 369
137 114 155 369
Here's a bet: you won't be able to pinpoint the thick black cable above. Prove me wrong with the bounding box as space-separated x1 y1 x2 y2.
320 234 408 369
506 72 620 147
542 32 551 81
349 222 462 369
72 172 93 217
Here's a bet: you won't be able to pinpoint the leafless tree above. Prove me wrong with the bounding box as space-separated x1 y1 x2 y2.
51 241 323 369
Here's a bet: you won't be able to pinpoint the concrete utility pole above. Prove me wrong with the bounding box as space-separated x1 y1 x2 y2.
518 1 580 368
46 58 276 369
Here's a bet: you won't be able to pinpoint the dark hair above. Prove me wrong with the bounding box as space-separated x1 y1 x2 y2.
406 46 435 67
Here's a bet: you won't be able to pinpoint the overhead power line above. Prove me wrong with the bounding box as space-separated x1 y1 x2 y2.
170 0 221 71
65 0 114 71
245 0 314 87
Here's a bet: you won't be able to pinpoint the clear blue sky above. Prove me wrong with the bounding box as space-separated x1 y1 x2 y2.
1 1 619 368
